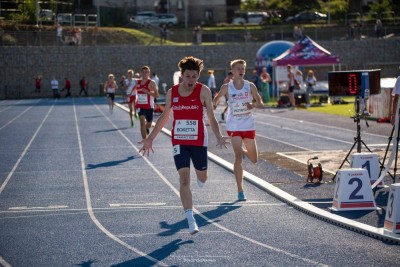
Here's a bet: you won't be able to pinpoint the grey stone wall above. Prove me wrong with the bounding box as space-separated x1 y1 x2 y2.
1 38 399 99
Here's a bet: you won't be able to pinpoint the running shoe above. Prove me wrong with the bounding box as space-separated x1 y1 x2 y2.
135 114 139 119
188 221 199 235
242 147 247 159
238 191 247 201
197 178 205 188
131 121 134 127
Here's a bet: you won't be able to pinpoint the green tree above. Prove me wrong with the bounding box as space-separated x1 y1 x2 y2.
368 0 392 15
8 0 36 24
319 0 349 21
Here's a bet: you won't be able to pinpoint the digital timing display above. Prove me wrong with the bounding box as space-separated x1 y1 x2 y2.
328 70 381 97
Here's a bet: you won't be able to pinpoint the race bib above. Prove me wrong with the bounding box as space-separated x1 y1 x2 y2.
137 93 148 104
173 145 180 156
232 102 251 117
174 119 199 140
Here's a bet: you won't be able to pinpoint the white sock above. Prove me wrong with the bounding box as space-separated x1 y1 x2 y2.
197 177 205 188
185 209 195 223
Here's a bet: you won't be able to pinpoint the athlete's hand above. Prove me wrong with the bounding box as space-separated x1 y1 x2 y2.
216 136 230 149
138 139 154 156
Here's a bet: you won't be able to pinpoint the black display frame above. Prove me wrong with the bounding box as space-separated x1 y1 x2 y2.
328 69 381 97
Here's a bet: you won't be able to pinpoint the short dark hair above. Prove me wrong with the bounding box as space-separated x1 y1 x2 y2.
178 56 204 75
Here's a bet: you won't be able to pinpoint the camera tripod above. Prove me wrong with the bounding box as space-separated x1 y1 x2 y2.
332 98 373 181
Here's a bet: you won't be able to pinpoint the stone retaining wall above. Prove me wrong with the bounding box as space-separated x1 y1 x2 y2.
1 38 399 99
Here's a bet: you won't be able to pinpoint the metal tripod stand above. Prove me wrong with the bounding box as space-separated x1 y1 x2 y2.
332 98 372 181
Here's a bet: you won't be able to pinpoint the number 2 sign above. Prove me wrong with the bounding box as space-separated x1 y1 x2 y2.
332 168 377 211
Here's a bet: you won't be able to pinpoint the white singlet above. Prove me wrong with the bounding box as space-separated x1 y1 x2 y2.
226 80 255 131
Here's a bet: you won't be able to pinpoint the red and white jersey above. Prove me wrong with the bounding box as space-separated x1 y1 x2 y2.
171 83 208 146
136 79 154 109
125 78 137 96
226 80 255 131
106 81 116 94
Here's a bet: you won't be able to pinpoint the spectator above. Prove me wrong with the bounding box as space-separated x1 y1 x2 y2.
286 64 297 109
62 77 71 97
56 24 63 45
293 25 303 40
79 76 88 96
375 19 383 38
251 69 260 91
34 75 42 93
152 72 160 89
390 67 400 124
305 70 317 109
160 24 168 44
51 77 59 98
220 71 233 121
207 70 216 100
193 25 202 44
260 67 271 103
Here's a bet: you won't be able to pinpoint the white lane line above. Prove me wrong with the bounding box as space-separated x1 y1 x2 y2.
257 120 354 145
257 111 389 138
0 256 12 267
117 230 227 238
0 106 12 113
0 100 23 114
113 103 327 267
8 205 68 210
0 103 54 196
0 99 41 131
76 100 168 267
276 152 336 175
256 133 312 150
110 203 166 207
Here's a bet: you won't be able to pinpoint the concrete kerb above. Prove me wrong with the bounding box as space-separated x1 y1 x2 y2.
115 102 400 244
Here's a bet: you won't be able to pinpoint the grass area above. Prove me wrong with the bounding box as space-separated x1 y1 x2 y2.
306 100 356 117
266 96 357 117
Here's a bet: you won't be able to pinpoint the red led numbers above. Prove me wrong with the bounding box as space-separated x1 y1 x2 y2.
348 73 358 95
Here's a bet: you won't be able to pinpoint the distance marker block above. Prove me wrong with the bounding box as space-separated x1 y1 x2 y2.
350 153 383 187
384 183 400 234
332 168 377 211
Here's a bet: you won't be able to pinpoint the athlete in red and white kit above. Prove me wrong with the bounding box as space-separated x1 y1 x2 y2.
124 69 137 127
139 56 229 235
213 59 264 201
136 66 159 139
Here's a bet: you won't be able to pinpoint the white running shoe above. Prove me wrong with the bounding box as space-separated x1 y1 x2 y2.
197 178 205 188
188 221 199 235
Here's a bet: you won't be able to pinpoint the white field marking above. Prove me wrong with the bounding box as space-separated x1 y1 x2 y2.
257 112 389 138
276 152 336 175
0 103 54 196
256 132 312 150
8 205 68 210
0 256 12 267
0 106 12 113
79 100 168 267
367 143 391 147
117 230 227 238
0 100 24 113
109 203 166 207
256 120 354 145
111 103 328 267
0 99 41 131
208 200 265 204
307 201 333 204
